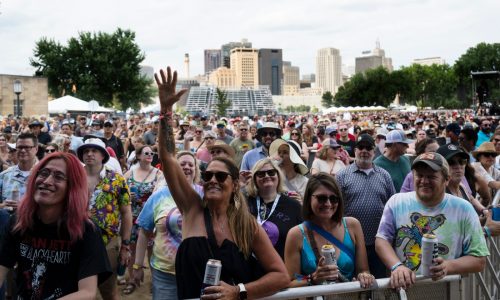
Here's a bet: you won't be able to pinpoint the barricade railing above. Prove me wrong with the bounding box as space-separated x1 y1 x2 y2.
462 234 500 300
260 275 462 300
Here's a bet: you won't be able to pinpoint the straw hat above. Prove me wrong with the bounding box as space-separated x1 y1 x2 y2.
472 142 498 160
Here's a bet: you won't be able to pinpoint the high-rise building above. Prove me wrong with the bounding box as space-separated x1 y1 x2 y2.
355 40 393 74
183 53 190 79
230 48 259 88
221 39 252 68
204 49 222 75
302 74 316 83
413 57 446 66
282 61 300 96
208 67 236 88
316 48 342 94
258 49 283 95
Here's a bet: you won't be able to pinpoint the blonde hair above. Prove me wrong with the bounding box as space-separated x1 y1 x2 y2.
246 158 286 198
205 157 257 258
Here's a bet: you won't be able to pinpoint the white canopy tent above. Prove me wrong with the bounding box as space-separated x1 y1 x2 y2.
322 105 387 114
48 96 114 114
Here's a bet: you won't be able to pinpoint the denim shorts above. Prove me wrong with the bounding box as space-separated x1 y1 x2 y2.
151 268 177 300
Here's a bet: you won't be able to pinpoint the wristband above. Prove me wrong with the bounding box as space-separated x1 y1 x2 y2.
132 264 144 270
484 226 492 238
121 239 131 246
391 262 404 272
159 111 173 120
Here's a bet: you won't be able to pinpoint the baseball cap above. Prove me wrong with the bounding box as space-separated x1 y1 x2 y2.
386 130 412 144
436 143 469 161
323 138 341 149
412 152 449 174
356 134 375 147
216 121 226 127
445 123 461 136
325 125 338 136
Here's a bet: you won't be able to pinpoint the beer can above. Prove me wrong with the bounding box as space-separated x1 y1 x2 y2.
421 233 438 277
321 244 337 266
202 259 222 287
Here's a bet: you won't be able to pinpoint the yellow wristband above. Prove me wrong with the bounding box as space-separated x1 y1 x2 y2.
132 264 143 270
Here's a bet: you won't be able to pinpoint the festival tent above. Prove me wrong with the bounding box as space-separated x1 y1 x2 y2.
322 105 387 114
48 96 114 114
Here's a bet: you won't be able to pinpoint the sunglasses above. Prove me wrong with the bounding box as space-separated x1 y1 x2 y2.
448 158 467 166
481 153 497 158
291 132 299 136
202 171 232 183
195 130 203 133
356 145 374 151
205 137 215 140
239 128 248 132
143 152 155 156
210 149 225 155
312 194 339 204
255 169 277 178
45 149 56 153
339 128 348 132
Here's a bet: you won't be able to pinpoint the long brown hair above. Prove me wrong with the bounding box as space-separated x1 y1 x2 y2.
205 157 257 258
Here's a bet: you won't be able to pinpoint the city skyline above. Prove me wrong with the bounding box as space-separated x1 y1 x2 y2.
0 0 498 79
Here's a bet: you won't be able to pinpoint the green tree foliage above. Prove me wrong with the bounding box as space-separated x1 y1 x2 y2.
321 91 334 108
215 88 231 116
284 105 311 113
30 28 155 110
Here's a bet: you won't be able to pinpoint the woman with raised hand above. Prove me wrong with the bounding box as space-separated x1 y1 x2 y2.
0 152 111 299
284 173 374 288
155 67 289 300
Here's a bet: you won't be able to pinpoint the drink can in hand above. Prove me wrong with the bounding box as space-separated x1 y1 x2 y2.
421 233 438 277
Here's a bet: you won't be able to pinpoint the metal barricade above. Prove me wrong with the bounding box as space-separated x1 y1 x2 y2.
260 275 462 300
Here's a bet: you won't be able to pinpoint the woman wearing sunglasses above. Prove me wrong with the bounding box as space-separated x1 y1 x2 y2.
472 142 500 200
289 129 309 162
0 152 111 299
284 173 374 288
311 139 346 176
155 67 289 300
246 158 303 259
44 143 59 156
122 145 164 294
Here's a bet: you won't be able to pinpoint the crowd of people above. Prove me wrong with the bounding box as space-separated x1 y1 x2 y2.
0 65 498 299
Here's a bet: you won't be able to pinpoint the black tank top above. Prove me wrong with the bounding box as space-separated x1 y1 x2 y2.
175 208 261 299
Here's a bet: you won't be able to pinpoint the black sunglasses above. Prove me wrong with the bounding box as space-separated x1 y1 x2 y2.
255 169 278 178
448 158 467 166
356 145 374 151
313 194 339 204
45 149 56 153
261 131 277 137
202 171 232 183
481 153 497 158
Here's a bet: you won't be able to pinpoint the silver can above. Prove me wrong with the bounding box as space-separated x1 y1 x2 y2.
202 259 222 288
421 233 438 277
321 244 337 266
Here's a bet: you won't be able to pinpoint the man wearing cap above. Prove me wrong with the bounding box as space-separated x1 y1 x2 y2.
215 120 233 145
78 139 132 300
102 120 126 170
201 116 212 131
29 120 52 160
90 119 104 137
337 134 396 278
240 122 282 171
230 124 256 167
375 152 489 290
373 129 412 192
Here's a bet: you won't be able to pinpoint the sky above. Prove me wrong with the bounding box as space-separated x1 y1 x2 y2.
1 0 499 79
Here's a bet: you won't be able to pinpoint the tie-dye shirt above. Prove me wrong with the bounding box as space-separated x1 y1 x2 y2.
137 184 203 274
376 192 489 274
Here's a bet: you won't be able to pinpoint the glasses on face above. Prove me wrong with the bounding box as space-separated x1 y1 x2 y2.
356 145 374 151
239 128 248 132
195 130 203 134
143 152 155 156
205 137 215 140
202 171 232 183
339 128 348 132
17 145 35 151
0 139 6 142
37 168 67 183
481 153 497 158
45 149 56 153
261 131 277 137
210 149 225 156
255 169 277 178
482 124 491 128
448 158 467 166
312 194 339 204
291 132 300 136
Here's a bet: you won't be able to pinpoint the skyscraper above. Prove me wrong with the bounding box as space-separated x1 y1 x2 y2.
230 48 259 87
258 49 283 95
204 49 222 75
282 61 300 96
316 48 342 94
355 40 393 74
221 39 252 68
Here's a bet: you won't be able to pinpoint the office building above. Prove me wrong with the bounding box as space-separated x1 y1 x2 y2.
208 67 236 89
283 61 300 96
230 48 259 88
316 48 342 94
258 49 283 95
221 39 252 68
204 49 222 75
355 40 393 74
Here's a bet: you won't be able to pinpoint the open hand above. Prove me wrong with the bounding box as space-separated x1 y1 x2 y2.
154 67 188 110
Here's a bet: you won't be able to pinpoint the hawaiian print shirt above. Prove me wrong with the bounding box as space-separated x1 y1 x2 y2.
89 166 130 245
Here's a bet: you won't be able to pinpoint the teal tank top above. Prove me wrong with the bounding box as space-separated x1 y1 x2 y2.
299 218 355 280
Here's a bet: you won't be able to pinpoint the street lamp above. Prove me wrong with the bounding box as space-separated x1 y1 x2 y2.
13 80 22 117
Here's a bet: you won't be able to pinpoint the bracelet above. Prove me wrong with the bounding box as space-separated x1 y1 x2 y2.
159 111 173 120
132 264 146 270
484 226 492 238
391 262 404 272
121 239 131 246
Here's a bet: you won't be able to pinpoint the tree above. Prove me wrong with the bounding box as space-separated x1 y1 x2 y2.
30 28 155 110
214 88 231 116
321 91 334 108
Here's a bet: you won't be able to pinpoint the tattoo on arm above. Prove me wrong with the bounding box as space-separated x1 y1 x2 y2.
160 116 176 154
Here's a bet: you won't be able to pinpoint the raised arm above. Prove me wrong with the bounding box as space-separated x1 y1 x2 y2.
155 67 200 214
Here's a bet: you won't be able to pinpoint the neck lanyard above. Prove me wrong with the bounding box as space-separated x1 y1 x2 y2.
256 194 281 225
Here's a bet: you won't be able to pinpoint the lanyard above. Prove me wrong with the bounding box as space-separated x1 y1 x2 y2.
256 194 281 225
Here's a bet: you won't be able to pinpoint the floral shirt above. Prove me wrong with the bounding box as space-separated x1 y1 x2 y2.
89 166 130 245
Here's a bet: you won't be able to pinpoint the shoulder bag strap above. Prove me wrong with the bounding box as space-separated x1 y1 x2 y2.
304 221 355 263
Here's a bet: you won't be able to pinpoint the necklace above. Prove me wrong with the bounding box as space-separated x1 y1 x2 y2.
210 211 225 234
